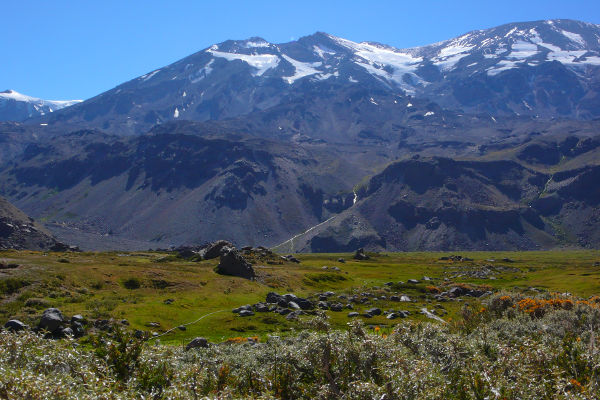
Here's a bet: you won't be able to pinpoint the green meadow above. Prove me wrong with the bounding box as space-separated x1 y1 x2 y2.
1 249 599 343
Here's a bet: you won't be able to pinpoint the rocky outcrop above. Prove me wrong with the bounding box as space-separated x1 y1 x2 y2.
215 247 256 279
0 196 64 251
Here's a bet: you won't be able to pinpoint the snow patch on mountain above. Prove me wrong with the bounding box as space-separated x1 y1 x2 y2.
0 90 81 109
561 30 585 47
208 50 280 76
282 55 322 83
190 60 214 83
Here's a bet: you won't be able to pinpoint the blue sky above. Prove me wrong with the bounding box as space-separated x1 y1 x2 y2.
3 0 599 100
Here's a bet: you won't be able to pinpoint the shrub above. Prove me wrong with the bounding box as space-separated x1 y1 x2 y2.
122 277 141 289
0 277 30 295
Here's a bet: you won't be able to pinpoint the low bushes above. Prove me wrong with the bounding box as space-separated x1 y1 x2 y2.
0 292 599 399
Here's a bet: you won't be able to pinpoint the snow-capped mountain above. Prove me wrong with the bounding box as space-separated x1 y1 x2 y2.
37 19 600 134
0 90 82 122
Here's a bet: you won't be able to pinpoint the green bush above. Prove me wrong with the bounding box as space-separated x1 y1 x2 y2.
122 277 141 289
0 277 30 295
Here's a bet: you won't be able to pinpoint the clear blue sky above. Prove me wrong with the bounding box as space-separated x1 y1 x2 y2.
2 0 599 100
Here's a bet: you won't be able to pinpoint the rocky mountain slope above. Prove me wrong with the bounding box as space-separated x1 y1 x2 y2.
0 19 599 251
274 134 600 252
0 195 63 251
29 19 600 135
0 90 81 122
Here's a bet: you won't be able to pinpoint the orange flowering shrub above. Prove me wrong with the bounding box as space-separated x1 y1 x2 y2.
225 336 259 344
425 285 441 294
515 296 600 318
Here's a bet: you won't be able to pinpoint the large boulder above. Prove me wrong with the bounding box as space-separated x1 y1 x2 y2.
353 248 370 260
203 240 234 260
215 247 256 279
39 308 64 333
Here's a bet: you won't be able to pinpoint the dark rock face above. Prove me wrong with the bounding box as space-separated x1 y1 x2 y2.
215 247 256 279
289 154 600 251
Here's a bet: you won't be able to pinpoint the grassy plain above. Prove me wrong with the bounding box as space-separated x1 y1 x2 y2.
1 249 598 343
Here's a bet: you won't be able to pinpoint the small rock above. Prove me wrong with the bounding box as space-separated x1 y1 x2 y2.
71 315 85 324
337 258 346 263
407 279 420 284
186 337 209 350
61 327 74 337
239 310 255 317
366 308 382 316
347 312 360 318
329 303 344 312
318 301 329 310
4 319 27 332
163 299 174 305
288 301 301 310
277 308 291 315
71 321 85 337
177 325 186 331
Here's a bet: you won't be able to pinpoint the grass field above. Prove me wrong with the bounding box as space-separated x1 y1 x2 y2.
1 249 599 344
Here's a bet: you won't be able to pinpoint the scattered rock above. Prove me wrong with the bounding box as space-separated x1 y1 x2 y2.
4 319 27 332
439 255 473 262
61 327 74 337
329 303 344 312
353 248 370 260
337 258 346 263
347 312 360 318
215 247 256 279
277 308 291 315
407 279 420 284
318 301 329 310
283 255 301 263
71 321 85 337
186 337 209 351
239 310 255 317
177 325 187 331
71 315 85 324
366 308 382 316
39 308 64 333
